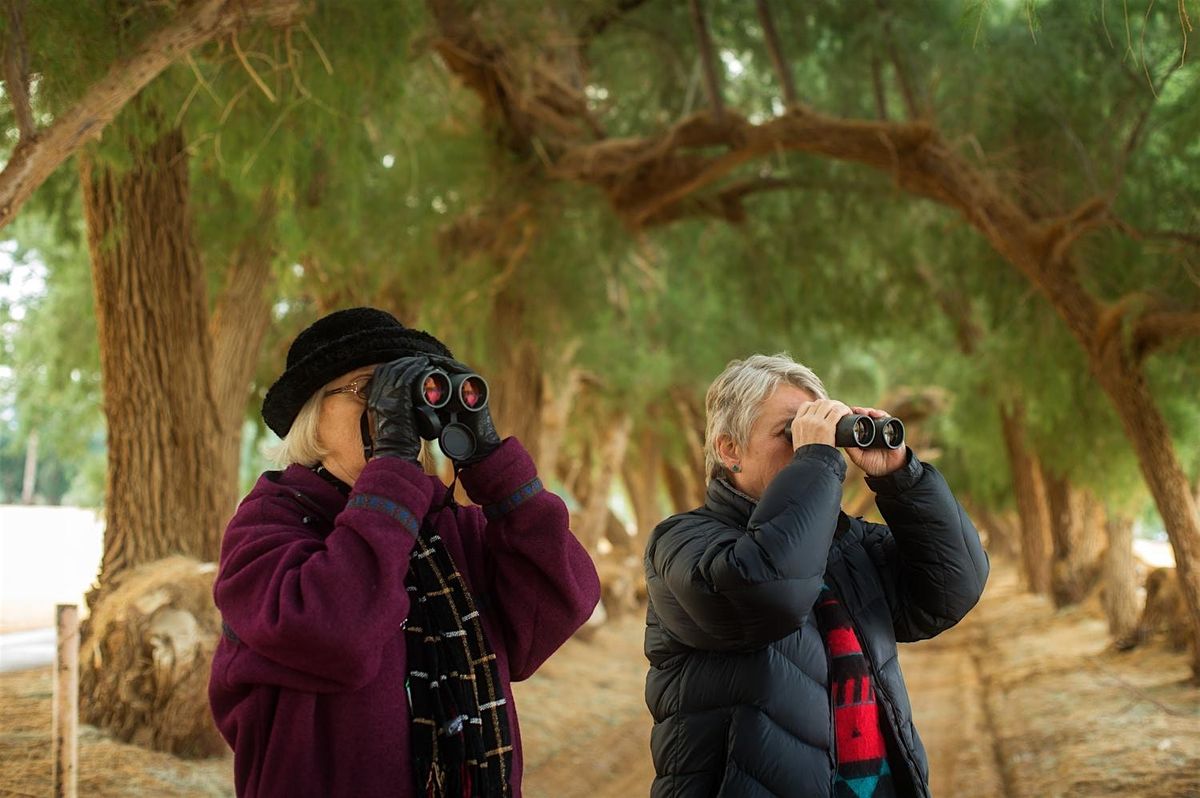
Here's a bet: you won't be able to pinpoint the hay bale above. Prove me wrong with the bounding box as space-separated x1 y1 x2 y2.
78 556 225 758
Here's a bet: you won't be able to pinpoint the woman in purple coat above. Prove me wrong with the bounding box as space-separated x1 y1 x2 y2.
208 308 601 798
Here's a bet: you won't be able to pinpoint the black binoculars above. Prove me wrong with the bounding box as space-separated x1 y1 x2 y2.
413 367 490 461
834 414 905 450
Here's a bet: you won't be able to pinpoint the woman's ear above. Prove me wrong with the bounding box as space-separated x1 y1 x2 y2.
715 434 739 471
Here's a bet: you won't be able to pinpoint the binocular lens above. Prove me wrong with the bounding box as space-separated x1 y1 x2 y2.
883 417 902 448
460 376 486 409
834 413 876 448
420 372 451 408
880 418 904 448
852 416 874 446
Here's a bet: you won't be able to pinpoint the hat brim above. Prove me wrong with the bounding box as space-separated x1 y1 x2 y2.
262 328 450 437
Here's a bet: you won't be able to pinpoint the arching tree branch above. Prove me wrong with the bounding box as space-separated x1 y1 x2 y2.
754 0 798 106
0 0 306 231
2 0 34 141
687 0 724 120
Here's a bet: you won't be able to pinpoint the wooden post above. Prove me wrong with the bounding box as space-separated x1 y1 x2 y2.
52 603 79 798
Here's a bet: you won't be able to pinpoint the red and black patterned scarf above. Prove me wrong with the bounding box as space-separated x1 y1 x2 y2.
814 585 897 798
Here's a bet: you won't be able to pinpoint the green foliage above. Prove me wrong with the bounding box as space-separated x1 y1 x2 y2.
3 0 1198 522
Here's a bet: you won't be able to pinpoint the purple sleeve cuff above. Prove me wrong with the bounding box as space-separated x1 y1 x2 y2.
458 437 541 515
342 457 436 533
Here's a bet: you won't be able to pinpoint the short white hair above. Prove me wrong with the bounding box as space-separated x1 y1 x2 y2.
703 353 828 482
263 387 437 474
264 390 327 468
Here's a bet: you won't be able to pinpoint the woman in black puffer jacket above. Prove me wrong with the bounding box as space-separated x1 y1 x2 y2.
644 354 989 798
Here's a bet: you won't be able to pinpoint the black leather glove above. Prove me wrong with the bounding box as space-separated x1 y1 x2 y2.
428 354 502 468
365 355 430 462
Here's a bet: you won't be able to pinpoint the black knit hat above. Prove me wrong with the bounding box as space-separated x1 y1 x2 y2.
262 307 453 437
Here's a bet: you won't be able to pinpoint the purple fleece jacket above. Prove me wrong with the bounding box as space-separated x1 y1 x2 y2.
208 438 600 797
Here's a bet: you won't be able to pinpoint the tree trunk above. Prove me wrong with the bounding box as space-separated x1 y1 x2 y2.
1092 350 1200 677
623 426 664 551
487 289 545 463
208 198 276 524
663 459 704 514
81 120 225 588
998 401 1052 595
536 340 583 483
575 415 631 552
21 429 37 504
673 388 708 478
1044 474 1104 607
1101 512 1139 643
963 502 1019 561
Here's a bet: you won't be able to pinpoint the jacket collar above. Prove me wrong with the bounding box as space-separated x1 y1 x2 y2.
703 474 854 546
704 477 758 528
263 463 449 526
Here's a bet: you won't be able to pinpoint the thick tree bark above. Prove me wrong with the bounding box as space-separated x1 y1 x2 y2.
208 201 276 522
1092 347 1200 676
963 502 1019 561
575 414 631 552
662 459 704 515
0 0 304 231
998 401 1053 595
1102 512 1139 643
1044 473 1105 607
623 425 664 550
487 289 546 462
81 121 225 586
535 340 584 482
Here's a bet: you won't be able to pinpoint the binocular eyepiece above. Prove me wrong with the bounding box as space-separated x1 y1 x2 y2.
834 414 905 450
413 368 490 461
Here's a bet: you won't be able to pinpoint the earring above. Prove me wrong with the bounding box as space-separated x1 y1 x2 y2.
731 464 742 473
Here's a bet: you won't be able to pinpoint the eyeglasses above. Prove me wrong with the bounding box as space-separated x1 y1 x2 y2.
324 376 372 402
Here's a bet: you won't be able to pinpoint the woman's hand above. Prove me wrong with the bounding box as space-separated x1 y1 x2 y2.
790 399 853 449
366 356 430 462
844 406 907 477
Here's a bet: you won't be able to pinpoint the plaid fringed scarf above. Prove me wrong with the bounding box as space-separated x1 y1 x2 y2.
405 495 513 798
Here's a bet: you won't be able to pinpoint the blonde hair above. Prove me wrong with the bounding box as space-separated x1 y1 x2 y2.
264 390 328 468
703 353 828 482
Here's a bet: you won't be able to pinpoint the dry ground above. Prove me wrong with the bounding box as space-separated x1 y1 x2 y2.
2 560 1197 797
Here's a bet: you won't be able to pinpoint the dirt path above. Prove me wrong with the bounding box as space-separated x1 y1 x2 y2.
519 563 1199 798
516 596 1010 798
514 614 655 797
900 622 1007 797
3 561 1196 797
